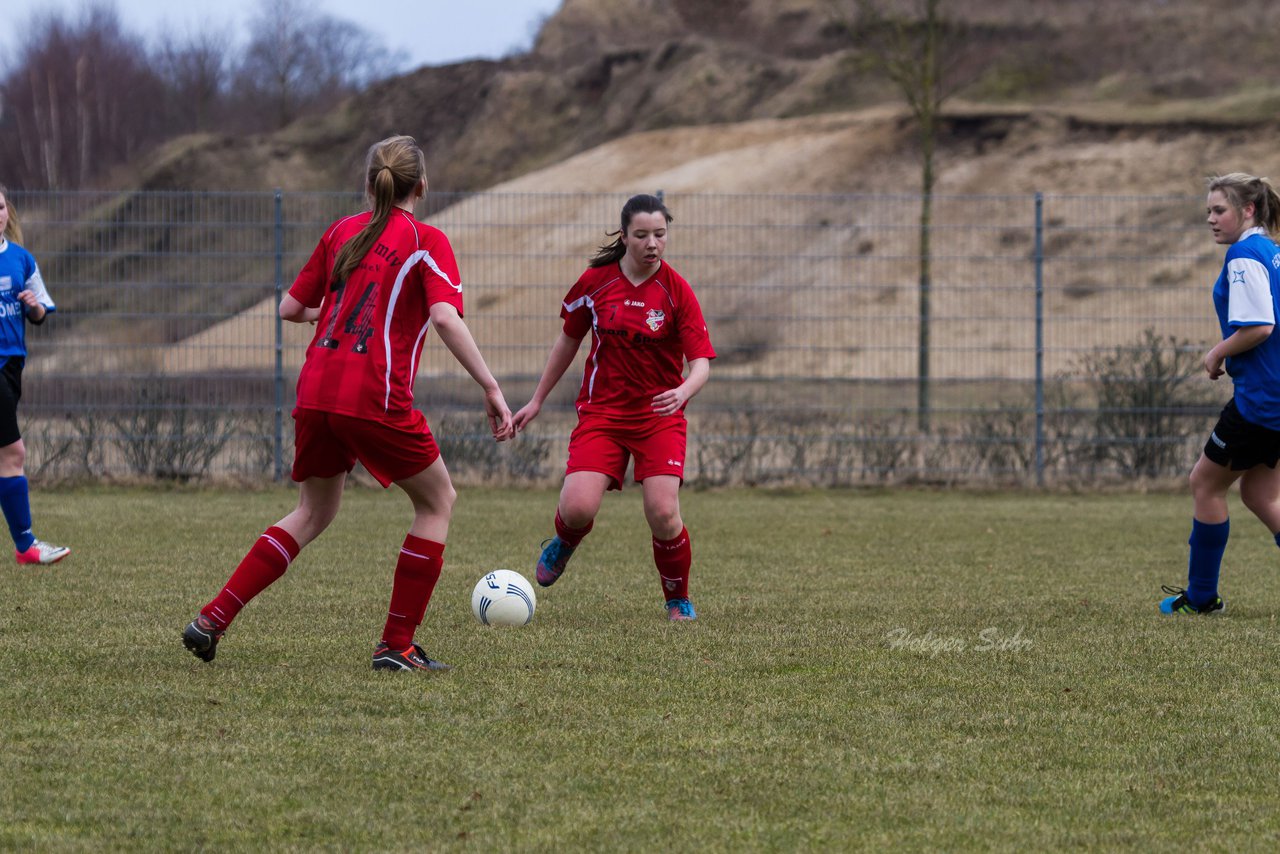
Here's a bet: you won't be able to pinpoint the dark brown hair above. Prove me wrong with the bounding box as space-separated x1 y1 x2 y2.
588 193 673 268
331 135 426 285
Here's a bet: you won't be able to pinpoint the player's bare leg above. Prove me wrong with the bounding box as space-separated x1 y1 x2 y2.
537 471 609 586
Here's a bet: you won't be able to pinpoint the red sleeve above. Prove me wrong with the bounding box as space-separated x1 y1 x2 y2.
560 270 593 339
289 234 332 307
675 277 716 361
421 227 465 316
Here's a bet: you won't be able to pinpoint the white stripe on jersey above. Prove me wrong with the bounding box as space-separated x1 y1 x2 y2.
1227 256 1275 326
382 243 459 412
326 213 364 243
564 293 601 402
564 275 623 406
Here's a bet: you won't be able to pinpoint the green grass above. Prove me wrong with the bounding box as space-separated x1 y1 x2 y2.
3 486 1280 850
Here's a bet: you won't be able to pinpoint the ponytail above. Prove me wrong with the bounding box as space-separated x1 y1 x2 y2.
1261 181 1280 235
1207 173 1280 235
331 136 426 286
588 232 626 268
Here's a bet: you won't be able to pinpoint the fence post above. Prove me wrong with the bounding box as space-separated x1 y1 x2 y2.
273 189 284 482
1034 192 1045 487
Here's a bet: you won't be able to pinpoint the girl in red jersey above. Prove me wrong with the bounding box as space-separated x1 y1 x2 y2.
183 135 515 672
514 194 715 621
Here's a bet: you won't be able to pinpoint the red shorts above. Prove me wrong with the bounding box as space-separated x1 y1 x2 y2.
292 407 440 487
565 414 687 490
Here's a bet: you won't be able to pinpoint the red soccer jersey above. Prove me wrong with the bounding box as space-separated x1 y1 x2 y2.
289 209 464 419
561 261 715 419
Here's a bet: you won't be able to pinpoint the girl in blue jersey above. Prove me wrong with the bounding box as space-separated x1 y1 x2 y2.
1161 173 1280 614
0 186 69 566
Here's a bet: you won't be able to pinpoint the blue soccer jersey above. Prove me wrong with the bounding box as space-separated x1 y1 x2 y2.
0 238 56 358
1212 226 1280 429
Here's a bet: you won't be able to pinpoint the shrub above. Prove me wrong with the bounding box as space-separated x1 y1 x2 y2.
1076 328 1215 478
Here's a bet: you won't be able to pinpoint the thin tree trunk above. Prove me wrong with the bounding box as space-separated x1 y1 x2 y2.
918 136 933 434
77 54 92 189
916 0 939 435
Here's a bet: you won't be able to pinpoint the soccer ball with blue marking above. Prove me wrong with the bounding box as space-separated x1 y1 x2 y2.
471 569 536 626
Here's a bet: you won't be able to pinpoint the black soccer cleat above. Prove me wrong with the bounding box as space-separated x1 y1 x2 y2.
183 614 225 662
372 641 452 673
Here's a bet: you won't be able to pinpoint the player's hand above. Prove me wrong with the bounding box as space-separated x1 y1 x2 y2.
651 386 689 417
1204 349 1226 380
513 400 541 432
485 388 515 441
16 290 45 321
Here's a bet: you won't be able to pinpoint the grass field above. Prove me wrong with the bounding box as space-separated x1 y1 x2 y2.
3 485 1280 850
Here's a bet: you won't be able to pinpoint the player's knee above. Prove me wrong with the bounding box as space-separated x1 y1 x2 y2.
0 440 25 472
1189 465 1218 500
646 507 681 539
419 481 456 519
559 504 594 528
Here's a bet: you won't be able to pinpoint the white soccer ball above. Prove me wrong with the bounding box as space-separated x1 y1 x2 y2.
471 569 536 626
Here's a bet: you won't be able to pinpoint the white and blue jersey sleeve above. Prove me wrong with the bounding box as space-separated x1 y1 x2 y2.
1225 250 1274 327
0 238 57 358
1213 227 1280 429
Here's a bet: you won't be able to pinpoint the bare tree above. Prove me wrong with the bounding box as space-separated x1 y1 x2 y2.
832 0 975 433
153 23 236 134
232 0 403 130
0 3 165 189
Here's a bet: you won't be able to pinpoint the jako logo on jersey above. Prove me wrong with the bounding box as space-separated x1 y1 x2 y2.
0 277 11 292
667 459 683 467
625 299 645 307
646 309 665 332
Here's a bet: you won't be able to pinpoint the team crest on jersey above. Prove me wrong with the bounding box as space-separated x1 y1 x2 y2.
645 309 665 332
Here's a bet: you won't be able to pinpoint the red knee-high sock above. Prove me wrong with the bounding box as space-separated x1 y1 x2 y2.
653 526 692 602
202 526 300 628
555 510 593 547
381 535 445 649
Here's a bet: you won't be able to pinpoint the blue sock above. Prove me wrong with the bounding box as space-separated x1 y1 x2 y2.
0 476 34 552
1187 518 1229 606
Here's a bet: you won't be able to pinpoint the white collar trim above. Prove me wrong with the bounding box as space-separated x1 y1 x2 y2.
1237 226 1266 242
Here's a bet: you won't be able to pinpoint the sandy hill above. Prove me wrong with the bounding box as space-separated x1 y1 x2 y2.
40 0 1280 384
161 105 1279 386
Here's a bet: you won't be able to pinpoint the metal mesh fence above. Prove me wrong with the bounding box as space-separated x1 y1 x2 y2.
10 189 1223 485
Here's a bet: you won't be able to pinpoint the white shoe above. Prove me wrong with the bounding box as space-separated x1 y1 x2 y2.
16 540 71 565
